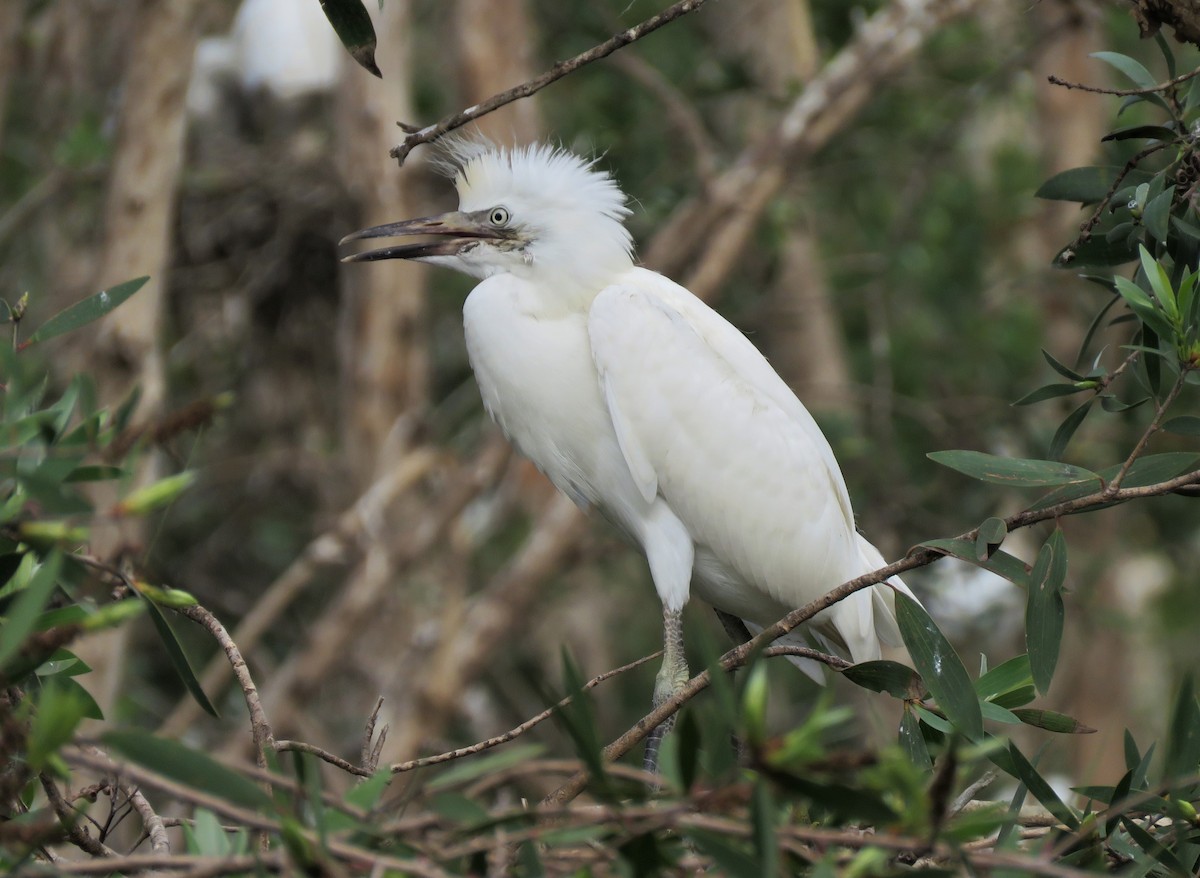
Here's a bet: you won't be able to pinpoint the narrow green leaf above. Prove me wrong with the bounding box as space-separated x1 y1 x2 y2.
317 0 381 77
1120 815 1192 875
53 675 103 720
899 707 933 770
1032 452 1200 510
919 538 1031 587
28 680 90 771
0 552 62 672
139 596 219 718
1090 52 1158 91
1042 349 1087 381
1002 744 1080 829
975 654 1032 701
1162 675 1200 784
1142 188 1175 245
1115 276 1175 338
1053 235 1138 269
928 450 1099 488
750 780 778 878
1012 709 1096 734
992 685 1037 709
1012 383 1087 406
975 517 1007 561
103 730 272 811
1026 530 1068 696
1048 399 1093 461
24 277 148 346
980 701 1021 725
1035 167 1127 203
1101 124 1179 143
1162 415 1200 435
896 593 982 740
840 659 921 698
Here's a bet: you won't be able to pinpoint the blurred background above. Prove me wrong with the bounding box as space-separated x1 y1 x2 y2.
1 0 1196 795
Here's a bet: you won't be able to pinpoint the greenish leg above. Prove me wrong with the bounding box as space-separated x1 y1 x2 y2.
644 607 689 775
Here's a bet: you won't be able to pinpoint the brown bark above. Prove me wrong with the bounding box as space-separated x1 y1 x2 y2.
77 0 203 717
705 0 854 416
453 0 542 142
1130 0 1200 45
336 0 430 483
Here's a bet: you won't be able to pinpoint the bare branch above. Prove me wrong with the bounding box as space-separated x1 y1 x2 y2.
173 605 273 769
1048 63 1200 97
1104 368 1191 496
124 785 170 854
389 0 712 164
39 773 118 858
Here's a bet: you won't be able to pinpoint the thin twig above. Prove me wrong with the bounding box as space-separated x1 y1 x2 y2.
39 773 118 858
1075 142 1170 242
172 605 273 769
360 696 387 775
389 0 712 164
1048 63 1200 97
1104 368 1190 496
123 785 170 854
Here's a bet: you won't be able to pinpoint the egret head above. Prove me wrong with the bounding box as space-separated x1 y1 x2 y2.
341 141 635 294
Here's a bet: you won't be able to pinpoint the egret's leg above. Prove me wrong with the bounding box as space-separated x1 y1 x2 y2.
644 607 689 774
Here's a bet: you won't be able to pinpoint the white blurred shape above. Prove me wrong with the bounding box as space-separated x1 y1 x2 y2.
231 0 341 99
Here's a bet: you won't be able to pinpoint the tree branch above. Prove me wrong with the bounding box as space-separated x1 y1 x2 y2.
389 0 712 164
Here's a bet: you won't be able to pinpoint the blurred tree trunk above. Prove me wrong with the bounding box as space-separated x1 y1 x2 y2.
336 0 430 482
706 0 854 418
0 2 20 155
453 0 542 143
76 0 202 716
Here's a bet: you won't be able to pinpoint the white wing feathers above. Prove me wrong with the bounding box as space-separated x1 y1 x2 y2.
587 272 906 665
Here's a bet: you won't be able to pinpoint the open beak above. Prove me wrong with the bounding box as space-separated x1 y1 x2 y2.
339 211 503 262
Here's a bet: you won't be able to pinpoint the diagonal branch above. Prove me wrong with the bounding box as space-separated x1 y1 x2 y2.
389 0 712 165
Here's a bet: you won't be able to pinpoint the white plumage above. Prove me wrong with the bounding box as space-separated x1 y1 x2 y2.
343 142 913 765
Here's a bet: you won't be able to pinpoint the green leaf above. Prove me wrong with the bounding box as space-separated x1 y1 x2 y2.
1012 382 1087 406
1042 349 1087 381
1162 675 1200 785
1035 167 1123 203
1090 51 1158 90
1142 188 1176 244
1000 742 1080 829
317 0 381 78
840 659 921 698
1012 709 1096 734
139 596 219 718
919 538 1031 587
1053 235 1139 269
1162 415 1200 435
750 781 778 878
1101 124 1179 143
975 654 1032 701
896 593 982 741
24 277 148 347
928 450 1098 488
992 685 1037 709
975 517 1007 561
103 730 272 811
899 707 933 770
1032 452 1200 510
1048 399 1093 461
1120 815 1192 875
1115 276 1175 338
1026 530 1068 696
0 552 62 673
344 768 391 812
980 701 1021 725
27 679 90 771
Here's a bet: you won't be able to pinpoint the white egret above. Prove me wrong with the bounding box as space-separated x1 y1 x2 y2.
342 141 913 770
